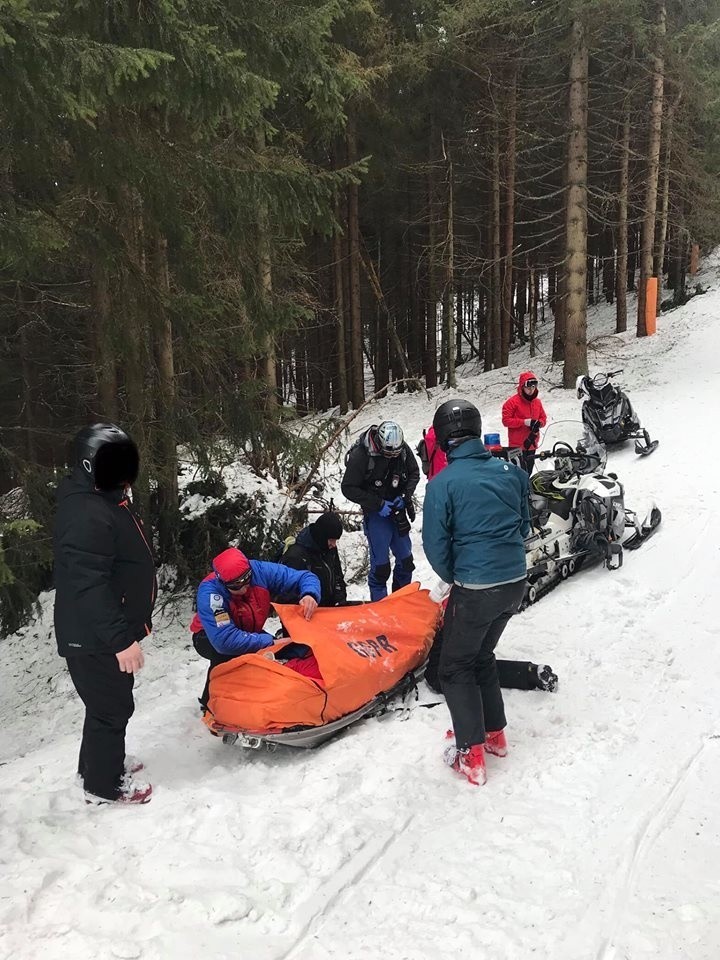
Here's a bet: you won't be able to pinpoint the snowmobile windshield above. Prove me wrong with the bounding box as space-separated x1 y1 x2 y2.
535 421 607 475
593 383 618 406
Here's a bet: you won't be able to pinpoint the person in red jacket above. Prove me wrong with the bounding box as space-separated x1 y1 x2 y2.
501 371 548 474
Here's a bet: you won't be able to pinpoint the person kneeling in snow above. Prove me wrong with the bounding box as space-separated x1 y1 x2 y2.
190 547 321 709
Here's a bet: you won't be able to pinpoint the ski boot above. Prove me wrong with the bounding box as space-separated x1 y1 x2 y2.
85 776 153 806
534 664 559 692
444 732 487 785
484 729 508 757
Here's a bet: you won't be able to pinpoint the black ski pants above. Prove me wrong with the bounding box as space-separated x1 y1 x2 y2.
193 631 238 710
425 634 543 694
440 579 526 750
65 653 135 800
520 451 536 475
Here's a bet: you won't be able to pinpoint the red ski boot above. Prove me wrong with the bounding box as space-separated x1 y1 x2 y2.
85 777 153 806
444 739 487 786
484 729 508 757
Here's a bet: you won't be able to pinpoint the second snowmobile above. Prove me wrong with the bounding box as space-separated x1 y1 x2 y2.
576 370 659 456
522 439 661 607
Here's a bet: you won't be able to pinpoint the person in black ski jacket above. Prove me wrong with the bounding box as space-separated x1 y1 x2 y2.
278 512 347 607
341 421 420 601
53 423 156 805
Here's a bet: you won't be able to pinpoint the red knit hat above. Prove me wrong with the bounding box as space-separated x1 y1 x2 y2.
212 547 250 583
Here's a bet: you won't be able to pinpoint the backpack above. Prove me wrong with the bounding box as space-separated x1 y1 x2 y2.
345 426 406 478
416 430 431 477
272 534 296 563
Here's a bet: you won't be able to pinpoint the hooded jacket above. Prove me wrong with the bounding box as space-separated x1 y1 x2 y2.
279 526 347 606
53 468 157 656
422 438 530 588
341 428 420 515
501 371 548 451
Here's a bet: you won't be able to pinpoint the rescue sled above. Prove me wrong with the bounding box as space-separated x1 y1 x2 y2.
202 583 440 749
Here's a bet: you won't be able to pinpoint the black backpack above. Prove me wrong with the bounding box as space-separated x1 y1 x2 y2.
416 430 431 477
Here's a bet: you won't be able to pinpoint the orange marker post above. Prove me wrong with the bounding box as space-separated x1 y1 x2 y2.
690 242 700 276
645 277 658 335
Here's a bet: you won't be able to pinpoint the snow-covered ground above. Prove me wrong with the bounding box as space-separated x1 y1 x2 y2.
2 262 720 960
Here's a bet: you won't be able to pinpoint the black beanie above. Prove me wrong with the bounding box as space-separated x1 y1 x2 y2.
310 512 343 547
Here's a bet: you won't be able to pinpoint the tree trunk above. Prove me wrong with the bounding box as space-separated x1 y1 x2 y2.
425 118 438 387
529 264 538 359
501 70 517 367
563 18 589 387
442 134 456 387
255 129 278 407
375 234 390 395
616 107 630 332
91 241 118 419
456 281 464 363
332 216 349 414
637 0 666 336
654 93 679 310
516 264 527 342
347 117 365 406
491 110 502 369
151 230 178 559
602 230 615 304
119 184 151 518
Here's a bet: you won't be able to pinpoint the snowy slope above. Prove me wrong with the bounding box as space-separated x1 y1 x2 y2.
2 263 720 960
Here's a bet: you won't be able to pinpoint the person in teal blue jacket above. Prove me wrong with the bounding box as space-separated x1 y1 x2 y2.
422 399 529 786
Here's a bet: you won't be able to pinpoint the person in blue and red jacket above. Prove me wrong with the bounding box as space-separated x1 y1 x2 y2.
190 546 321 708
501 371 548 474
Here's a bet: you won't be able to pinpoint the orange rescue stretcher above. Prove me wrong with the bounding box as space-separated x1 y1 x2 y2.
202 583 440 748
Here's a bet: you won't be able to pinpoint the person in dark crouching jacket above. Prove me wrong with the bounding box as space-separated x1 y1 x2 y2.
278 512 347 607
53 423 156 806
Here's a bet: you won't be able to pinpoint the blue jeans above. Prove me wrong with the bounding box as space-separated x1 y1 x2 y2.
364 512 413 601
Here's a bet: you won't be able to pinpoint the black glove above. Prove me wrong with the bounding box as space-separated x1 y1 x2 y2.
530 419 542 433
393 507 411 537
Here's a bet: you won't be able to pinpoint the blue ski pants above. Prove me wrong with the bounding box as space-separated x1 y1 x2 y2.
364 511 414 601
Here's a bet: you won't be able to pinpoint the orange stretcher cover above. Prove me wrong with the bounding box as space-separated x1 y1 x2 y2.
203 583 440 735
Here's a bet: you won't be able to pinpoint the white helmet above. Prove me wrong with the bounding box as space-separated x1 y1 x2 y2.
376 421 404 457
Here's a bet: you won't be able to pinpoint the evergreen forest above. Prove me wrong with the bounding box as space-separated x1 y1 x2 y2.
2 0 720 628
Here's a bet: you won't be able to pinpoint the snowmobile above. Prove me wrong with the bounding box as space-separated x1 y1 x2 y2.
522 438 661 608
576 370 659 456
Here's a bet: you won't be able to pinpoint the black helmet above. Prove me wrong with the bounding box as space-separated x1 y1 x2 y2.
433 399 482 452
73 422 139 490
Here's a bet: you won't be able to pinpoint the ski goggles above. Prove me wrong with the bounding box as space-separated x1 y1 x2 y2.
523 380 538 388
224 570 252 590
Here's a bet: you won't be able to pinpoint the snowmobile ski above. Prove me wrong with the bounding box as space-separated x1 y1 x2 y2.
634 433 659 457
623 506 662 551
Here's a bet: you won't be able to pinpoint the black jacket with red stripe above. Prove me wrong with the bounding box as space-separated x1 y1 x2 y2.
53 469 157 656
